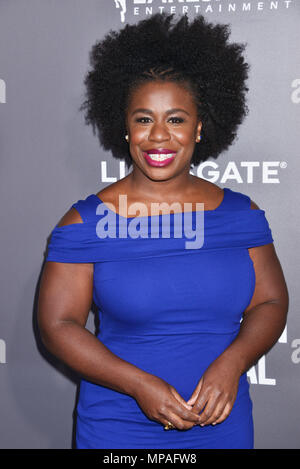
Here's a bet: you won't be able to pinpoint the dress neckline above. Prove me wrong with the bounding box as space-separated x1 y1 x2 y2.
91 187 229 220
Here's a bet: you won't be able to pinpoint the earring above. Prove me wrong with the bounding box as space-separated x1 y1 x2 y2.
196 135 202 142
125 134 129 142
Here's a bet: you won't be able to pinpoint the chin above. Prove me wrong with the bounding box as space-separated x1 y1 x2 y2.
145 169 180 182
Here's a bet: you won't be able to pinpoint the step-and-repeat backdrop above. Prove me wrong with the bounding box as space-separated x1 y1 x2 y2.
0 0 299 449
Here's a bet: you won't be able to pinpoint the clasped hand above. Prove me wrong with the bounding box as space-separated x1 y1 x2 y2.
134 355 241 430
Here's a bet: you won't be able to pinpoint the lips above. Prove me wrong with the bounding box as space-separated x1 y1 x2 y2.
143 149 177 167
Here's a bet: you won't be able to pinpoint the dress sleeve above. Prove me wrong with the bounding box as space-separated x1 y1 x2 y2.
241 191 274 247
45 195 103 263
45 195 275 262
246 208 274 248
203 188 274 250
45 223 99 263
227 208 274 249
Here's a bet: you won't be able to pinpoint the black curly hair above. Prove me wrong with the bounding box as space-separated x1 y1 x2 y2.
80 12 249 169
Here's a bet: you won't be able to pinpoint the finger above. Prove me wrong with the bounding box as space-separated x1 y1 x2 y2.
161 416 177 430
174 403 202 424
171 399 202 425
170 388 193 410
211 402 232 426
197 394 221 426
186 381 203 405
167 389 200 425
202 398 227 426
191 387 210 415
162 410 198 431
186 378 203 405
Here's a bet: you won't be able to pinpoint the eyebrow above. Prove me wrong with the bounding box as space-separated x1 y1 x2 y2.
130 108 191 117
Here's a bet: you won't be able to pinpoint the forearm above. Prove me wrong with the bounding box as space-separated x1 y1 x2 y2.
40 321 149 398
220 301 288 375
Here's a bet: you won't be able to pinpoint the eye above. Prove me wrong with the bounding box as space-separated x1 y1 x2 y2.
168 117 184 124
135 117 152 123
135 116 185 124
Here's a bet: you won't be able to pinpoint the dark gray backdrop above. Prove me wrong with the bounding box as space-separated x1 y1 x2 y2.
0 0 299 449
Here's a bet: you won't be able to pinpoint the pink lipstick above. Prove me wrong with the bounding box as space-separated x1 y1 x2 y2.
143 149 177 167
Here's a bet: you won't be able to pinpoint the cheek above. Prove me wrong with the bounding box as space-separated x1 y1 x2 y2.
130 128 148 145
173 128 196 146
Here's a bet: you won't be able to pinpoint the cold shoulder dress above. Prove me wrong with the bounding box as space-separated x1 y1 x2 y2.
45 187 274 449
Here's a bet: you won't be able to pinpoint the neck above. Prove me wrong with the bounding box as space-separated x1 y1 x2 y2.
126 165 199 202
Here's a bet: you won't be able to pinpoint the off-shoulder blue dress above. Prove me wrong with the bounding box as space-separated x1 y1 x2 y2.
46 187 273 449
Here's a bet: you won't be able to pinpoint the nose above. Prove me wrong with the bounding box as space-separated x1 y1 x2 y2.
148 121 171 142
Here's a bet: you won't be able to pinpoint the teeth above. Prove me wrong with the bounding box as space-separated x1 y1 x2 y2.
147 153 175 161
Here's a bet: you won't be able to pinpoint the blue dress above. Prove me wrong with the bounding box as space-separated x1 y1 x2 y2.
46 187 274 449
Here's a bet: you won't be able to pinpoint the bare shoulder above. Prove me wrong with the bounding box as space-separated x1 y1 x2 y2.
96 177 127 197
191 177 224 203
95 178 131 204
250 199 260 210
192 177 222 193
56 207 83 227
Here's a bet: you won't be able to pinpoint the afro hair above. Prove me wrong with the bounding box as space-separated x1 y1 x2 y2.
80 12 250 169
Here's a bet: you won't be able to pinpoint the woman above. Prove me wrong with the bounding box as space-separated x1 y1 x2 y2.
37 13 289 449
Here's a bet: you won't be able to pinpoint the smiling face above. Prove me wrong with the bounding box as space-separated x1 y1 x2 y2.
125 80 202 182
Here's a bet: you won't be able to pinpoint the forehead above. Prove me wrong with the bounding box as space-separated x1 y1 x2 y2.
127 80 197 111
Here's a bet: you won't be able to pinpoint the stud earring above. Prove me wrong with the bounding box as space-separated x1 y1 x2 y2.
125 134 129 142
196 135 202 142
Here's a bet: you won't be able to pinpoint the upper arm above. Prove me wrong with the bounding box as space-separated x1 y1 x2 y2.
38 208 94 339
244 200 289 314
